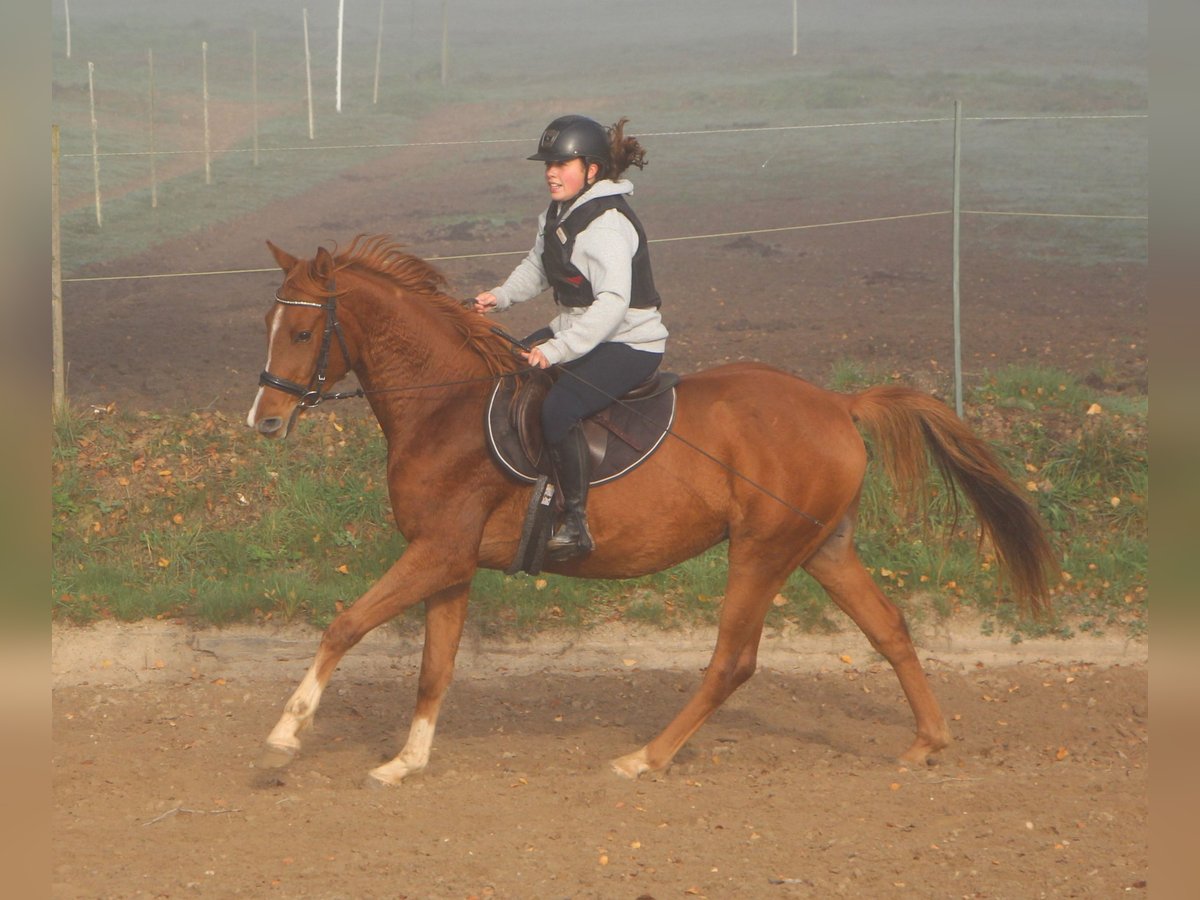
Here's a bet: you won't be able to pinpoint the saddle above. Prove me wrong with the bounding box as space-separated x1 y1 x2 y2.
485 369 679 485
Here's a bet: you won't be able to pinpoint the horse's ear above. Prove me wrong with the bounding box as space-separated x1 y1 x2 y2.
314 246 335 278
266 240 297 272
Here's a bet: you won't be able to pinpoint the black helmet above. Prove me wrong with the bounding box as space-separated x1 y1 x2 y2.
527 115 610 166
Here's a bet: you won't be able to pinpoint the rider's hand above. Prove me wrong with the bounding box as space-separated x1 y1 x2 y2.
473 292 498 313
521 347 551 369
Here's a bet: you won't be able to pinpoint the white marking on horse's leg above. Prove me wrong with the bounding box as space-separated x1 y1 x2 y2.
611 747 652 780
367 717 437 786
246 306 282 426
264 663 324 755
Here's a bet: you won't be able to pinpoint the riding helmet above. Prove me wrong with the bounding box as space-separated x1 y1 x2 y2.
528 115 611 167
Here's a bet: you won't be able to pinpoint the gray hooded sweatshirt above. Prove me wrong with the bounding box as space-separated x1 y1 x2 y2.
489 178 669 366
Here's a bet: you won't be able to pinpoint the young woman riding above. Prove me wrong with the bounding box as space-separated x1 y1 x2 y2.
474 115 668 561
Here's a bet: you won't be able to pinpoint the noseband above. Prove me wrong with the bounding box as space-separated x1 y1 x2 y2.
258 282 355 409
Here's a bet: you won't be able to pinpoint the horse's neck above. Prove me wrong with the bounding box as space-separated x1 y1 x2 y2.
348 286 493 453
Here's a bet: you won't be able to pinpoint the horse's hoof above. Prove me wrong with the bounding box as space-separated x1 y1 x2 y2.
899 734 949 767
257 743 298 770
611 750 651 779
363 773 393 790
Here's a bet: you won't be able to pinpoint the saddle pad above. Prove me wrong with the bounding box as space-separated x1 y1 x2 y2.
485 372 677 486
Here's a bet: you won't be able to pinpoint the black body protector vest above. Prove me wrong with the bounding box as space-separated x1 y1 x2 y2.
541 194 662 310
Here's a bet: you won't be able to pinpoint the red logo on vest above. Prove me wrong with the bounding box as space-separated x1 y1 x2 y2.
565 275 584 286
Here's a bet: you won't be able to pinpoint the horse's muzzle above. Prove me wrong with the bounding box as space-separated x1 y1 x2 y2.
255 416 287 437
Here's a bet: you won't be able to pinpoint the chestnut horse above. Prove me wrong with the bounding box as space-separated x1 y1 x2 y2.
247 235 1053 786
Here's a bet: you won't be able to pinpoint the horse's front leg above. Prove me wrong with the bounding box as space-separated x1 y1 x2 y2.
257 541 475 771
368 583 469 785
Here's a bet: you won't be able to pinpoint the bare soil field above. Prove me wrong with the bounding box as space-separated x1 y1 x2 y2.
61 155 1147 418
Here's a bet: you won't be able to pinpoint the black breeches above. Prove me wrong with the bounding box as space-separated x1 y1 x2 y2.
541 343 663 444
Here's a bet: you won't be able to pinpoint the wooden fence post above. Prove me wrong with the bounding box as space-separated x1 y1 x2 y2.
952 100 963 417
52 126 66 417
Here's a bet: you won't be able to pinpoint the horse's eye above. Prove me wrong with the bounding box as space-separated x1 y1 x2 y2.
295 331 313 343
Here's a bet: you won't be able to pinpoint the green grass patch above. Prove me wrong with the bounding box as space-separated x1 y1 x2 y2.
52 366 1147 641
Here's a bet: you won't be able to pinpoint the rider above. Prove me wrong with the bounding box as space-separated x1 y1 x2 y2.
474 115 668 560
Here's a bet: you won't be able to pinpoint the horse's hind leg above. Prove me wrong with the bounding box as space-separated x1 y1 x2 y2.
612 543 790 778
803 511 951 765
368 585 469 785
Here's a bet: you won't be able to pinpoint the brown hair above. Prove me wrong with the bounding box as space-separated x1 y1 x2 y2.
605 117 648 180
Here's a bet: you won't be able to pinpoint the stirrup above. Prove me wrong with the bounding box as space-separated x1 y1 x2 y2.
546 513 594 561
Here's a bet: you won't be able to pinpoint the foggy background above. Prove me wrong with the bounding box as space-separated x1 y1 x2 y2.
49 0 1147 411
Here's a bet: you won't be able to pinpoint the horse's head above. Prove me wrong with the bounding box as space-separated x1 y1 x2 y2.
246 241 355 439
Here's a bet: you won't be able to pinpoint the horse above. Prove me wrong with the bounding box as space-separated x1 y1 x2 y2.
246 234 1054 786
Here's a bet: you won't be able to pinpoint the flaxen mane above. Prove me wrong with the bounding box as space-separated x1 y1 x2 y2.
311 234 523 377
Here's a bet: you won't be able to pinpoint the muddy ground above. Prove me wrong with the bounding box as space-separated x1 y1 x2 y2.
51 622 1147 898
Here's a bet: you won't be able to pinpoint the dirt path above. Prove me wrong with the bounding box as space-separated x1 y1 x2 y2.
52 622 1147 898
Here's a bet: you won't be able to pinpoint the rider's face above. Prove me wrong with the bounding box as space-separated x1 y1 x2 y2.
544 158 596 202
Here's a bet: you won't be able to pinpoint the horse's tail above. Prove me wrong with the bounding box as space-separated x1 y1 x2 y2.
847 384 1055 618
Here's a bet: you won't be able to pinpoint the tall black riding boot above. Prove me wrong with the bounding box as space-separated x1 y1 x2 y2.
545 425 595 561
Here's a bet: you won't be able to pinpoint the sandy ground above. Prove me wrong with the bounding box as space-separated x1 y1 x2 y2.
52 620 1147 898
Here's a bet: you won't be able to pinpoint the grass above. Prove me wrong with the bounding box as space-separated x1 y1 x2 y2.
51 365 1148 642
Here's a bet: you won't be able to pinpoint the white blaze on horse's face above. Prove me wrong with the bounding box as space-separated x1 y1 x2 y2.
248 295 328 439
246 303 284 430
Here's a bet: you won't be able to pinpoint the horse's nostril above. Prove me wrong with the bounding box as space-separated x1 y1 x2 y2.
257 417 285 435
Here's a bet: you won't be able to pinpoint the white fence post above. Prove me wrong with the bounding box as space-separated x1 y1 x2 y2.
304 9 315 139
374 1 385 105
252 30 260 166
148 49 158 208
440 0 449 86
792 0 798 57
88 62 102 226
336 0 345 112
202 42 212 185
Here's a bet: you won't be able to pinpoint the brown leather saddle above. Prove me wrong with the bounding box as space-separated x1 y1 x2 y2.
485 369 679 485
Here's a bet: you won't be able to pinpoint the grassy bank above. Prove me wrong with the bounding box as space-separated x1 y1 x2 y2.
51 366 1147 642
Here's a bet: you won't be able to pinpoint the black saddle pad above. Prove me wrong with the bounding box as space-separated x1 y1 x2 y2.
485 371 678 485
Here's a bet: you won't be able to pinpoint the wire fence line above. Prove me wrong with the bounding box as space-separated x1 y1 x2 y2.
58 113 1148 161
50 103 1147 416
59 207 1146 285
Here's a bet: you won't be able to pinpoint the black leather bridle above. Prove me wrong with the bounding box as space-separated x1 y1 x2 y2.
258 283 356 409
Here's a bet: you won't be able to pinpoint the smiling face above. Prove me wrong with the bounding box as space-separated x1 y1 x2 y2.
544 158 598 203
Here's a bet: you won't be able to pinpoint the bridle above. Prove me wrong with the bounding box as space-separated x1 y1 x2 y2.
258 281 358 408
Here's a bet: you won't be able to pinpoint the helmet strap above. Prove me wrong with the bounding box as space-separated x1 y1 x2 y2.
559 158 597 209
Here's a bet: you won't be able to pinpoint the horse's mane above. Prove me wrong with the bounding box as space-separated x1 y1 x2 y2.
299 234 523 377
